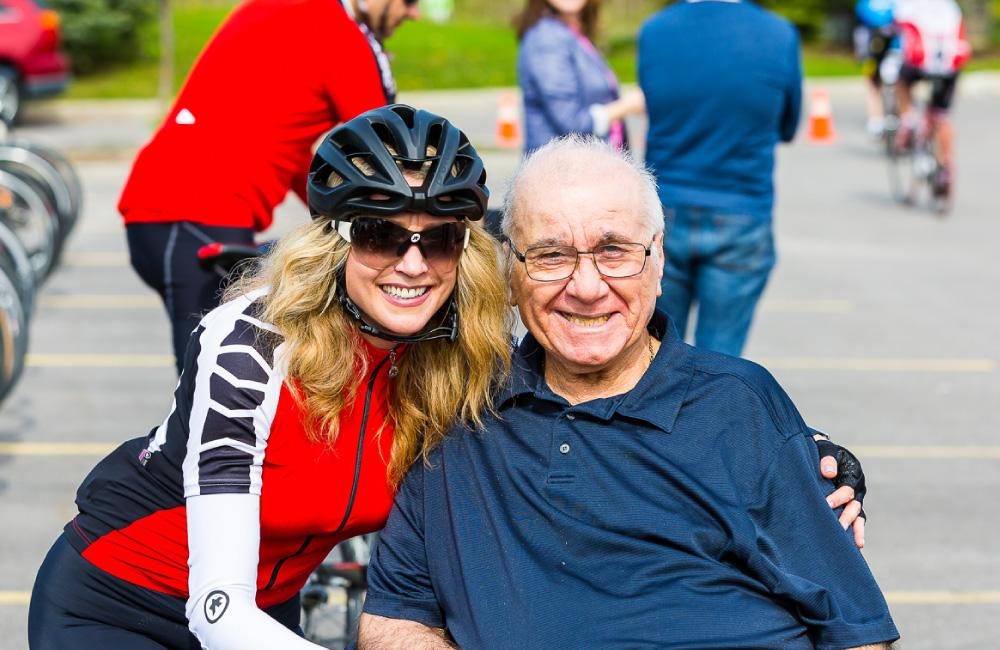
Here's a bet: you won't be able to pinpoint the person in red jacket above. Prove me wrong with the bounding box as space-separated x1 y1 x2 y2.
119 0 419 372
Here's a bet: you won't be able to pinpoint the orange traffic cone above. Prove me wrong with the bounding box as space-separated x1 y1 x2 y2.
807 88 836 143
495 92 522 150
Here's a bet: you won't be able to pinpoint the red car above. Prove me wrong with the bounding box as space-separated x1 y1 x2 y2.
0 0 71 125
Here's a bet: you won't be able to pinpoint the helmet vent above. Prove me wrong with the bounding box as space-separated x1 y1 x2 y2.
451 155 472 179
350 155 377 177
325 170 346 188
427 123 444 151
372 123 398 155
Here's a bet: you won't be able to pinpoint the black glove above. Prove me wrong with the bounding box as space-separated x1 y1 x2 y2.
814 435 867 520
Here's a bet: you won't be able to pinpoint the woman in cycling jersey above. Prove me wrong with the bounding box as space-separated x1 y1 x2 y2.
515 0 645 152
28 104 512 649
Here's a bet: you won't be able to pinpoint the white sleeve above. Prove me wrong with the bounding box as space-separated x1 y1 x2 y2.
186 493 323 650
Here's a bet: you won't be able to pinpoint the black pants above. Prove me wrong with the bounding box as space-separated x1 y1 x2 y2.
126 222 254 373
28 534 302 649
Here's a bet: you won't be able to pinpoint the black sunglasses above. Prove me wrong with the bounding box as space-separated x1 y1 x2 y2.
336 217 469 269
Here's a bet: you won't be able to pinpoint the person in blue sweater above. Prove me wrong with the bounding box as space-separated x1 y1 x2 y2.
639 0 802 357
515 0 644 152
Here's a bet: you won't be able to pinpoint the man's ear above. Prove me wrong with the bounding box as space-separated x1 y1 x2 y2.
502 241 520 307
655 233 664 295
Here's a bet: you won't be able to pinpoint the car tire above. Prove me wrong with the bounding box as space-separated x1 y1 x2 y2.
0 65 21 127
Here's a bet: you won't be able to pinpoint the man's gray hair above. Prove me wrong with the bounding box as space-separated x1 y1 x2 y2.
499 135 665 242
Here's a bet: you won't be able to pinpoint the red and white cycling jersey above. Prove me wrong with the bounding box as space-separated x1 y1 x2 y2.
894 0 971 75
65 289 399 610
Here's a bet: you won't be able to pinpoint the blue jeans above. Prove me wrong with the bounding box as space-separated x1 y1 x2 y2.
656 206 776 357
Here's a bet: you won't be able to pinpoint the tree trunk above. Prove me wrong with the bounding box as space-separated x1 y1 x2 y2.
158 0 174 108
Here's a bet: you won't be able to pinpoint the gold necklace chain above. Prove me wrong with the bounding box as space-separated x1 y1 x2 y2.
647 335 656 365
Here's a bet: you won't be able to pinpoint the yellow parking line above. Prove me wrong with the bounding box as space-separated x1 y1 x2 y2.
39 294 159 309
26 354 173 368
0 442 116 456
760 299 854 313
885 591 1000 605
62 252 129 267
0 592 29 605
757 357 997 372
855 446 1000 459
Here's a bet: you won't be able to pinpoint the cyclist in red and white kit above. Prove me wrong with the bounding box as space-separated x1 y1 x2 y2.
119 0 419 373
893 0 971 189
29 105 513 649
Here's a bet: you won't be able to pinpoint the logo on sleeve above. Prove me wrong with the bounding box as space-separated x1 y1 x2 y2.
204 590 230 624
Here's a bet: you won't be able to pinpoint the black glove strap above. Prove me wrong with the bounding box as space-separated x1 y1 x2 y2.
815 436 867 520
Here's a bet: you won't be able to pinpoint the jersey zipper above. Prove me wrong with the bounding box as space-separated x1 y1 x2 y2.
262 350 394 592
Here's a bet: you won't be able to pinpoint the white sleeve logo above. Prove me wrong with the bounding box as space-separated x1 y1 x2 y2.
205 590 230 623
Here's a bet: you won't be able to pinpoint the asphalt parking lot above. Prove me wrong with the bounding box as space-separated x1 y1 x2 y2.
1 78 999 648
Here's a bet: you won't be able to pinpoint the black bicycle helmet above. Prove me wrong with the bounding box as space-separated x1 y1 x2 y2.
308 104 488 222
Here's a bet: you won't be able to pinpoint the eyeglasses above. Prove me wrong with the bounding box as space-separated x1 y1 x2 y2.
509 240 652 282
336 217 469 269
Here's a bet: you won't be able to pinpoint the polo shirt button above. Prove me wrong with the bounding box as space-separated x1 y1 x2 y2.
559 443 570 454
565 413 575 420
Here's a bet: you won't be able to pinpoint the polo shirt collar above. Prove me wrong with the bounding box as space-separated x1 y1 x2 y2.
499 310 694 433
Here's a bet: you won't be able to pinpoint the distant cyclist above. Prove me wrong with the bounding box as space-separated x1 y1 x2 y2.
854 0 897 136
893 0 971 192
119 0 418 372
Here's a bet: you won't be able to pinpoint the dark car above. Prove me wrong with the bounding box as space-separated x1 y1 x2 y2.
0 0 71 125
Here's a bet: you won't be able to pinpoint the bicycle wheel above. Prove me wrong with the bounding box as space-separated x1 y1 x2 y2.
880 83 906 202
301 575 358 649
0 143 79 266
3 139 83 234
301 539 373 649
0 168 59 280
887 137 919 206
0 224 30 407
927 141 951 216
0 219 35 315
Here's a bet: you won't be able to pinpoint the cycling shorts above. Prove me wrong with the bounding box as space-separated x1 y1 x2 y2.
28 534 302 649
899 65 958 112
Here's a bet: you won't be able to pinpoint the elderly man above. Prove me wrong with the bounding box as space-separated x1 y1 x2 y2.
357 137 899 650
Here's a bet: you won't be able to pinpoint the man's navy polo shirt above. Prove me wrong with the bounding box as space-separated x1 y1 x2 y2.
365 312 899 649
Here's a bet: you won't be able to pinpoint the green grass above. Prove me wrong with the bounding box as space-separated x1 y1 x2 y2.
390 21 519 89
66 2 233 99
63 3 1000 99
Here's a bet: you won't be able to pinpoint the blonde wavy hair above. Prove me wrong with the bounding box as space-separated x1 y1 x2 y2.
227 218 512 486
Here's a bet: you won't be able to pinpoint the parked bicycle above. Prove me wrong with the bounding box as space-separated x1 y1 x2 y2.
0 218 31 405
301 534 375 649
0 118 82 407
